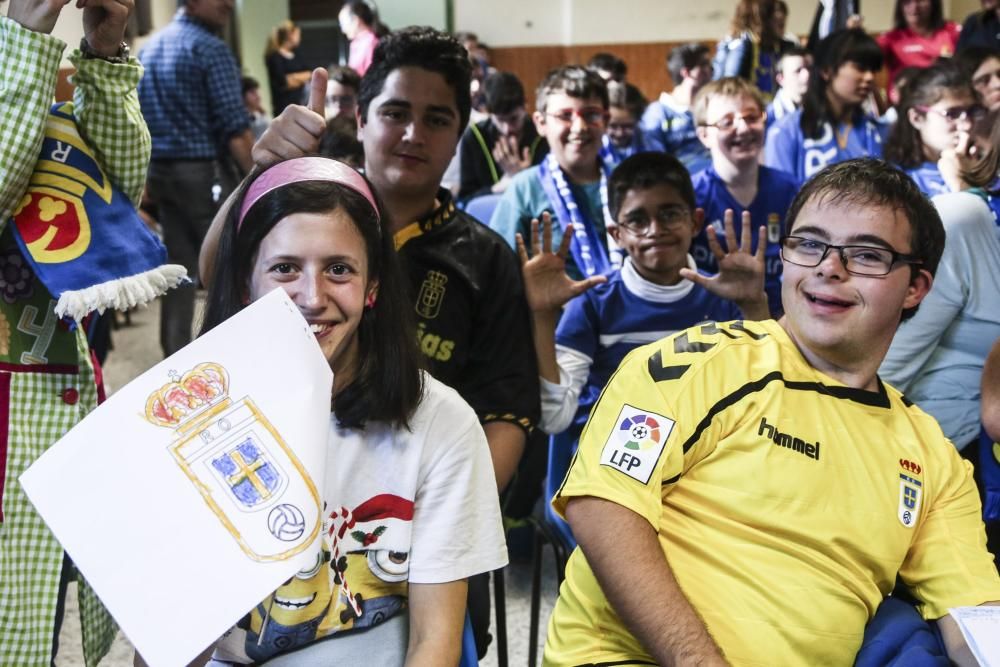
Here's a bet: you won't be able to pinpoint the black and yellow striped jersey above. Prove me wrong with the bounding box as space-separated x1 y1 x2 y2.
545 319 1000 667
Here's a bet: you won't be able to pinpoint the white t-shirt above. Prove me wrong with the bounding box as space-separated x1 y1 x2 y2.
214 373 507 663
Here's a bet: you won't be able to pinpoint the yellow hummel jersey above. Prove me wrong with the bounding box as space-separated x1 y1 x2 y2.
545 319 1000 667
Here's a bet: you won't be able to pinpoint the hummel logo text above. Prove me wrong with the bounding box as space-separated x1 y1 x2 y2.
758 417 820 461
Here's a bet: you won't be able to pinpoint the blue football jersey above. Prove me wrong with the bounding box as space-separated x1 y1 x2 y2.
555 260 741 436
764 109 888 184
691 165 798 316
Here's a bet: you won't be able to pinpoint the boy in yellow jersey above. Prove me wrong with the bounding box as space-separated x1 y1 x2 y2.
544 158 1000 666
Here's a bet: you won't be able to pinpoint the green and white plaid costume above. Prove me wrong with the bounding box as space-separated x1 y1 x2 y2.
0 16 150 667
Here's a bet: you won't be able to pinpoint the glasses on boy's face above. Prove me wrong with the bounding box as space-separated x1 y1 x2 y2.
545 107 607 126
700 111 765 132
915 104 987 124
617 206 691 234
780 236 922 276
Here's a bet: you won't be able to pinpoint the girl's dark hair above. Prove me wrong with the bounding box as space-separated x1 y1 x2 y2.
800 29 883 139
343 0 374 26
884 61 974 168
893 0 945 32
201 159 424 429
342 0 389 38
608 152 695 220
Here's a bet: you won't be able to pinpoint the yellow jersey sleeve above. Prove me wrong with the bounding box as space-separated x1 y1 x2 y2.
901 440 1000 619
553 320 764 529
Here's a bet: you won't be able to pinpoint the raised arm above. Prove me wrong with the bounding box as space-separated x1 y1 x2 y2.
71 0 150 206
199 69 328 287
566 496 728 666
517 214 606 433
517 214 606 384
0 0 70 222
678 209 769 320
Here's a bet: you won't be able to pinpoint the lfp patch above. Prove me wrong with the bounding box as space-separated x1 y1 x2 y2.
600 404 674 484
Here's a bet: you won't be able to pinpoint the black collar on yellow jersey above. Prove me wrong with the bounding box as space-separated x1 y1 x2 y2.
393 188 458 250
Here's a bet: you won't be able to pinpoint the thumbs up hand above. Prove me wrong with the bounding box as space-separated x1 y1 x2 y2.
251 67 330 168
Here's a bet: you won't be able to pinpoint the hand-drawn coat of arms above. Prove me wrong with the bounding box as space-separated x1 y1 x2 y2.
144 363 321 561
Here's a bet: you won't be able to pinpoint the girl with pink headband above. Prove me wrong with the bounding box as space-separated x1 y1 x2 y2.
194 157 508 665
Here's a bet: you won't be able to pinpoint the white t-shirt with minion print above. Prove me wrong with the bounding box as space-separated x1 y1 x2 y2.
214 373 507 663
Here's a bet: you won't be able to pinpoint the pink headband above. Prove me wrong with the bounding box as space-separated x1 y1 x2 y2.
237 157 380 230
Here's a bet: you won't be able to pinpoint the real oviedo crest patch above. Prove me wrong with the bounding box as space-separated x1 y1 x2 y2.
897 458 923 529
600 404 674 484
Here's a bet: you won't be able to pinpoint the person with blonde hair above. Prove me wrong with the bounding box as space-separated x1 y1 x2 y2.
265 20 311 115
713 0 799 99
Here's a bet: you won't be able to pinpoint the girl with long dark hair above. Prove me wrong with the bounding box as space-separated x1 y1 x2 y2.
192 157 507 665
884 60 986 195
764 28 886 184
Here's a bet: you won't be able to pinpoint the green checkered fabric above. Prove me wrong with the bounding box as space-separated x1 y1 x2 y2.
0 17 63 224
69 53 150 206
0 330 118 667
0 16 149 666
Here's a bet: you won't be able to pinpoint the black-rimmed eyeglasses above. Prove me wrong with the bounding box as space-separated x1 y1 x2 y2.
780 236 922 276
617 206 692 234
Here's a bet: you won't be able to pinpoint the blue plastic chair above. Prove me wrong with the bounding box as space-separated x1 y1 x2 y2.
459 611 478 666
463 193 503 225
527 431 579 666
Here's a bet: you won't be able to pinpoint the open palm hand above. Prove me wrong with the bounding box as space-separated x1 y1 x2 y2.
516 213 607 314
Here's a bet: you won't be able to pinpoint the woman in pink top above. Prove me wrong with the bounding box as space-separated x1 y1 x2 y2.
878 0 961 97
339 0 382 76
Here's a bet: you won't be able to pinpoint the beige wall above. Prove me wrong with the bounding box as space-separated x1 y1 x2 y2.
379 0 449 31
455 0 901 47
236 0 290 116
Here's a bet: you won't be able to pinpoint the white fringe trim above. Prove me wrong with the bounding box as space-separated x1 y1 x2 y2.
54 264 190 321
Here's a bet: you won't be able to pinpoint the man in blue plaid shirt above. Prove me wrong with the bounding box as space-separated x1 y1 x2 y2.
138 0 253 357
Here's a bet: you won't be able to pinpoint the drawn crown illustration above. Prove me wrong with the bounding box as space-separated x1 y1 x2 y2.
899 459 922 475
144 362 229 428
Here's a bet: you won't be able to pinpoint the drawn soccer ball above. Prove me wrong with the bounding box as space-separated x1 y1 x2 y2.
268 503 306 542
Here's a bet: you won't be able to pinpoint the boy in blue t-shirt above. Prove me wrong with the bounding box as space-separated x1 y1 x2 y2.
691 77 799 316
517 152 769 438
765 47 810 127
639 43 713 174
489 66 613 280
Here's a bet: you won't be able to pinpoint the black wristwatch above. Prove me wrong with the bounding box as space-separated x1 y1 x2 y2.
79 38 130 64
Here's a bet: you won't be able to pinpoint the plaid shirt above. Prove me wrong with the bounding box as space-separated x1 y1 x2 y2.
138 11 251 160
0 16 150 667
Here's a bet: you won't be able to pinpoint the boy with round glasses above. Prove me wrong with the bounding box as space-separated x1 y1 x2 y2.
518 152 769 439
543 158 1000 667
692 77 799 317
489 66 614 280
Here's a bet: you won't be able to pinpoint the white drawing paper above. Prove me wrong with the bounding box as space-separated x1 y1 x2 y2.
949 606 1000 666
21 288 333 667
